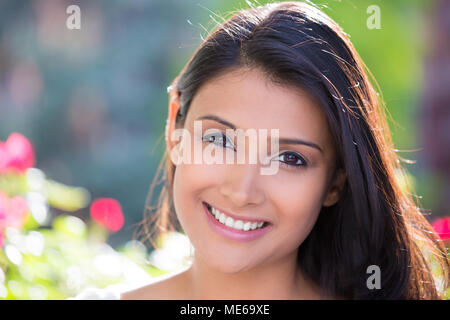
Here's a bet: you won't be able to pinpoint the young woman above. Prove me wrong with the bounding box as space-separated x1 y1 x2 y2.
120 1 449 299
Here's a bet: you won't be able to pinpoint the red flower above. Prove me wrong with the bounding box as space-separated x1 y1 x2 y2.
0 132 35 173
432 217 450 241
90 198 124 232
0 191 29 242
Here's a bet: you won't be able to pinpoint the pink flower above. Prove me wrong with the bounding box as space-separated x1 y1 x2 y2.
0 191 29 245
432 217 450 241
0 132 35 173
90 198 124 232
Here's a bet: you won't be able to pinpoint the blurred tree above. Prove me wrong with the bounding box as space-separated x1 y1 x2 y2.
419 0 450 218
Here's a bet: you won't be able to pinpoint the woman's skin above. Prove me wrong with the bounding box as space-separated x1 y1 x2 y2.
122 67 346 300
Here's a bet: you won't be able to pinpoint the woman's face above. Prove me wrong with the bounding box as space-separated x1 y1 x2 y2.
167 67 345 274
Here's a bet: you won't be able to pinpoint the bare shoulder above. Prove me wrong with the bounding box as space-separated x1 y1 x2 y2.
120 268 190 300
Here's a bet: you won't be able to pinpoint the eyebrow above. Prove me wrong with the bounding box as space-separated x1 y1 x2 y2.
196 114 323 153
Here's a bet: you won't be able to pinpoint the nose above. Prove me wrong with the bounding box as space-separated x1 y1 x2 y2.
219 162 265 207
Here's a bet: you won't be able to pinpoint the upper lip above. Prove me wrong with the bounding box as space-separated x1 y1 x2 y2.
203 201 272 224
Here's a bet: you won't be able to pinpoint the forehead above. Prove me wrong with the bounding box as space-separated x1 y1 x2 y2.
186 68 334 152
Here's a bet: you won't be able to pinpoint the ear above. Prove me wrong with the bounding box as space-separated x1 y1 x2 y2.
165 89 181 154
322 168 346 207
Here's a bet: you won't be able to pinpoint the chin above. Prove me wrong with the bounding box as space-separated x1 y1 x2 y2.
215 264 253 274
203 253 258 274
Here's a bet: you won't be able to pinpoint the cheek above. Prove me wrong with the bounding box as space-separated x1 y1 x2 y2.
172 163 225 233
271 170 329 240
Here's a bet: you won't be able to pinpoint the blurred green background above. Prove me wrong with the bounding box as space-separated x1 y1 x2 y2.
0 0 448 299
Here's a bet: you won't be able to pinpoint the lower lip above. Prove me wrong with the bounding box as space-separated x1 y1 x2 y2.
202 202 272 242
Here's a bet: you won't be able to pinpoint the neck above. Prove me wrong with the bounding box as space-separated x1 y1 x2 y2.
182 252 320 299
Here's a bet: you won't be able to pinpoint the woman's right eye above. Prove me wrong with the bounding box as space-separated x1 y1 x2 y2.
202 132 235 150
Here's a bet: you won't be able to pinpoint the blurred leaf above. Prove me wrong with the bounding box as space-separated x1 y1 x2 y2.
45 180 90 212
0 172 27 196
21 211 39 230
52 215 87 239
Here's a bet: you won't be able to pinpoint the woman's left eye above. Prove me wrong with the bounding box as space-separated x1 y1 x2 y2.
276 152 308 169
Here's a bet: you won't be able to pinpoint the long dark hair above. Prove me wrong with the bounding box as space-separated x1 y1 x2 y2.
136 1 449 299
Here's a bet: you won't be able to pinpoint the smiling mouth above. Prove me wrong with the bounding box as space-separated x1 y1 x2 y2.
203 202 269 231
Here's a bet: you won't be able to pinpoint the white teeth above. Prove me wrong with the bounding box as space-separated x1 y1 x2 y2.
212 208 220 219
207 204 266 231
233 220 244 230
225 217 234 227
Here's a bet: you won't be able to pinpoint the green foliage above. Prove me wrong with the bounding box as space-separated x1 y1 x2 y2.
0 168 178 300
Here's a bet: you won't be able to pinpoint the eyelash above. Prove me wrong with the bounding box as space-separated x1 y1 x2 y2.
277 152 308 170
202 131 236 151
201 132 308 170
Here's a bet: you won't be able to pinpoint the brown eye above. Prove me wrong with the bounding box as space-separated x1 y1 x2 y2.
277 152 307 168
